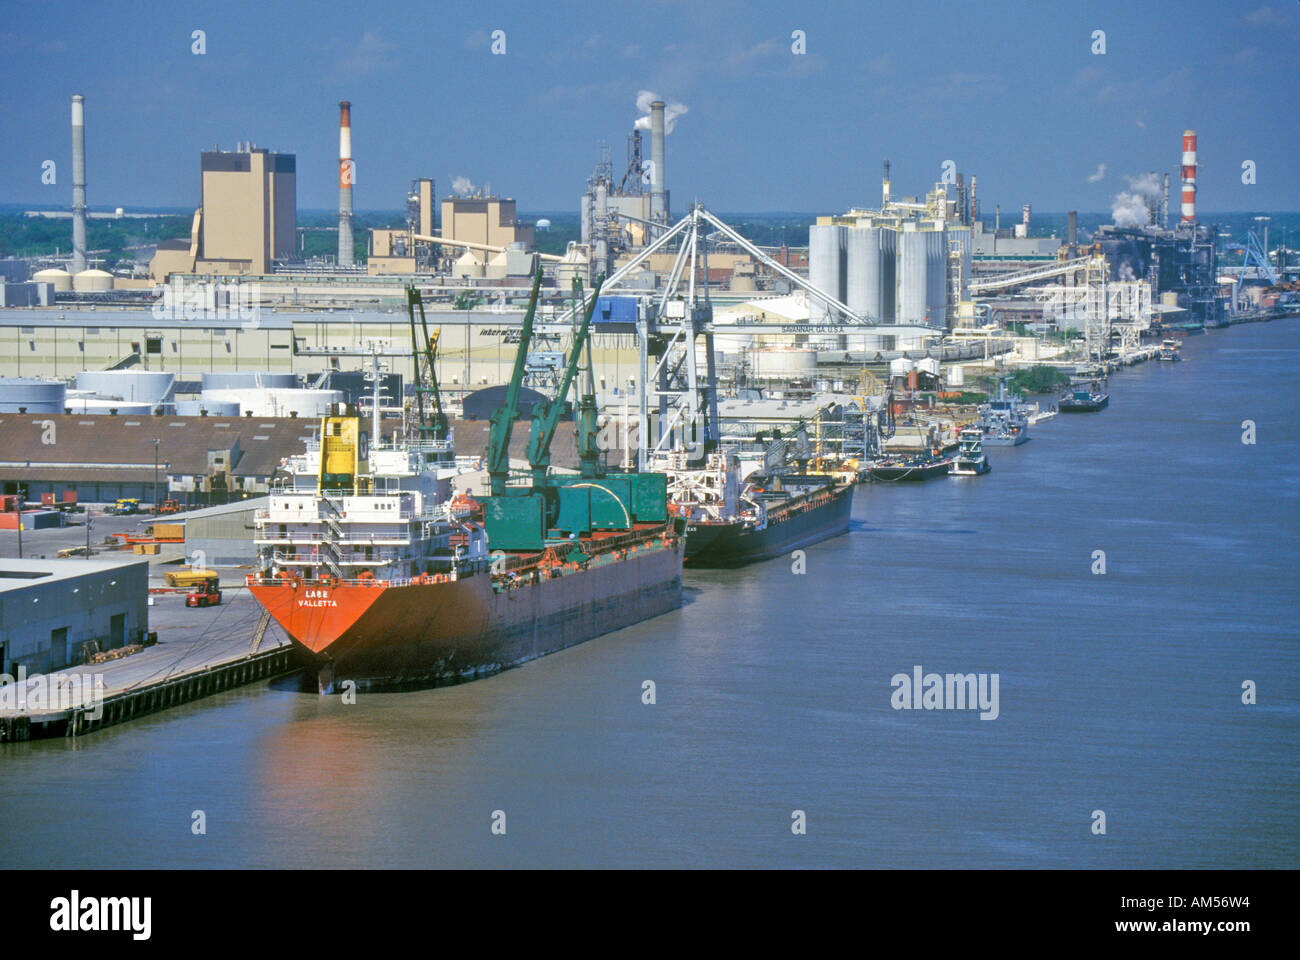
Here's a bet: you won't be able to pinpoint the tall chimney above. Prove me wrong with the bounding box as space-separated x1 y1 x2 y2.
649 100 666 224
1022 203 1031 229
71 94 87 273
1068 210 1078 246
338 100 354 266
1162 173 1170 229
882 159 891 205
969 175 977 224
1180 129 1197 223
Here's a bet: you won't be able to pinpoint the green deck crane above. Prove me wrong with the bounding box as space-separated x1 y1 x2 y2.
406 285 448 442
485 269 543 496
525 274 604 486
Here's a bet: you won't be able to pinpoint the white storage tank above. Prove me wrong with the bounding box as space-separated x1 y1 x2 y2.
201 372 298 391
846 225 897 325
73 268 114 291
807 223 845 324
64 396 156 415
174 399 241 417
897 228 930 326
925 230 948 328
0 377 66 413
201 387 344 418
32 268 72 292
889 357 915 379
753 348 818 378
75 370 175 404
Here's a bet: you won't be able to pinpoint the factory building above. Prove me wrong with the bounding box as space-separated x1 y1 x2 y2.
440 195 533 250
149 144 297 281
0 413 320 505
370 178 437 275
0 557 149 675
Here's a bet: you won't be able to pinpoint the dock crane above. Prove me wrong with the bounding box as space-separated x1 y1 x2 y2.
406 286 449 443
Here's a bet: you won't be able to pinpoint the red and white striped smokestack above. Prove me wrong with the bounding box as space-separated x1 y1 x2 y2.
1180 129 1197 223
338 100 354 267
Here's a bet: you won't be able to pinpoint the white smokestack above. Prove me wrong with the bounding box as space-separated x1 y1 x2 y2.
338 100 354 267
71 94 87 273
650 100 666 224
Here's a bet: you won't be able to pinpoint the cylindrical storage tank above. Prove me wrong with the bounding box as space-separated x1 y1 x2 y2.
73 268 114 291
753 348 818 378
925 230 948 328
889 357 915 379
76 370 175 404
947 365 965 387
808 224 842 324
0 377 66 413
201 372 298 391
65 396 156 414
33 268 72 292
175 398 241 417
916 357 941 378
201 387 344 419
897 230 929 326
847 225 897 326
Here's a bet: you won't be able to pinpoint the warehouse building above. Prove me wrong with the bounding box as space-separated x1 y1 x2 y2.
0 413 318 505
0 557 149 675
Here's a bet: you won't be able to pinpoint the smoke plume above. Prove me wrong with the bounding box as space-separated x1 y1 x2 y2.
1110 172 1162 228
633 90 689 134
450 175 476 196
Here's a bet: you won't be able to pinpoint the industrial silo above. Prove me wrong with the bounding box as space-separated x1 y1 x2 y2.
897 227 929 326
925 229 948 329
846 225 898 325
808 223 844 324
32 268 72 292
0 377 66 413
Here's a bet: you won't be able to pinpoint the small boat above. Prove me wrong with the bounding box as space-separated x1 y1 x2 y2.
949 428 991 476
869 453 952 482
1058 388 1109 412
977 378 1031 446
1156 338 1181 362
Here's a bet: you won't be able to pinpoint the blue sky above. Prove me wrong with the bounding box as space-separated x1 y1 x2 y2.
2 0 1297 214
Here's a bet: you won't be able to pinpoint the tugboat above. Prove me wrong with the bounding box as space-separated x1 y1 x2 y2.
1156 338 1181 362
948 428 991 476
1058 385 1109 412
869 451 952 482
977 378 1031 446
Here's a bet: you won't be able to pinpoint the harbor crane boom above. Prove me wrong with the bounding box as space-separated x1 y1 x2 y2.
486 269 544 496
526 274 605 485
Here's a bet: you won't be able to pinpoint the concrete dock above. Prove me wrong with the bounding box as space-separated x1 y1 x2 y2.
0 587 300 741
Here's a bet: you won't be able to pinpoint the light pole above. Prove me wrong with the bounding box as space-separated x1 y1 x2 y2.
152 438 160 515
15 485 24 559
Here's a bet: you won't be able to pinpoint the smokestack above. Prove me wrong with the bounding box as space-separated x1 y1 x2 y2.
338 101 354 266
1068 210 1077 246
883 159 891 205
71 94 87 273
995 203 1000 232
1022 203 1031 229
1162 173 1170 229
970 175 977 224
649 100 666 224
1180 129 1197 223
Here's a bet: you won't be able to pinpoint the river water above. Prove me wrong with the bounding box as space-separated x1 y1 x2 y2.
3 320 1296 868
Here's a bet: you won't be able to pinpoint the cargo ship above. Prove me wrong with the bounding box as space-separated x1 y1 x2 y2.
657 451 853 568
246 274 685 691
977 377 1031 446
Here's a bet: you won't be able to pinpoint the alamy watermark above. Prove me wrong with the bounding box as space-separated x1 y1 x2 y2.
0 666 105 720
890 665 999 720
